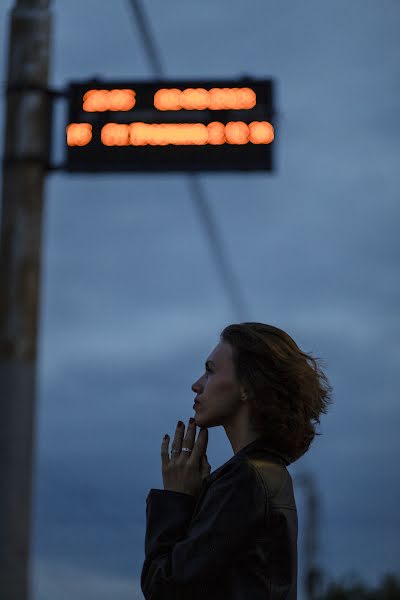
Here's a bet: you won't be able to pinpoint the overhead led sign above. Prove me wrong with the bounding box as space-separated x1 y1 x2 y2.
65 78 277 172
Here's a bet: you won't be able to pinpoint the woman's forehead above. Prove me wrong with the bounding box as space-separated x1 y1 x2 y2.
207 340 233 364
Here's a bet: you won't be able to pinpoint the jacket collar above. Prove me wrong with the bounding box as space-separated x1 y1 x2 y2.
236 436 291 466
206 436 291 485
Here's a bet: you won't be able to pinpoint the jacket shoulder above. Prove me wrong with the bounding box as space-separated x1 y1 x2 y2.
194 453 268 516
247 454 297 510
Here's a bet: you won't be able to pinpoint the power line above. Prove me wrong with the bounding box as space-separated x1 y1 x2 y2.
126 0 251 322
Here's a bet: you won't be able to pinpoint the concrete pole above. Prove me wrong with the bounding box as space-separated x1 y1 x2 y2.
294 472 324 600
0 1 52 598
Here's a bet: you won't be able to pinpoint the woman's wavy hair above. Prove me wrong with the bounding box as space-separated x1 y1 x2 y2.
220 322 334 464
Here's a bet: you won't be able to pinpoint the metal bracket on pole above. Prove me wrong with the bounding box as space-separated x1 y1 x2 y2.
1 156 67 171
5 84 69 98
3 84 69 171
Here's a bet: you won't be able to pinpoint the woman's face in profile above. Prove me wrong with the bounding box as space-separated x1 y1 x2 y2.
191 340 242 428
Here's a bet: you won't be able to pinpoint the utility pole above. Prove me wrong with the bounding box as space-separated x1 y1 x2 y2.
0 1 52 598
294 472 325 600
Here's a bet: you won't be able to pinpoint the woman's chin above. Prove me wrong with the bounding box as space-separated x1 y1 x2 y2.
195 415 218 428
194 413 206 426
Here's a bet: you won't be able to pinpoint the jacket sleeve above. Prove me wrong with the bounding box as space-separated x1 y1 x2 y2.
140 459 267 599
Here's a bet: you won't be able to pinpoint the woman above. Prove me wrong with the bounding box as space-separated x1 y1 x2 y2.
141 322 333 600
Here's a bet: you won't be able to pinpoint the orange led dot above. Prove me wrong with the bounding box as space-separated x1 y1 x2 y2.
129 122 149 145
179 88 209 110
224 89 237 110
166 124 179 145
179 124 189 144
108 89 136 111
225 121 249 144
154 88 182 110
179 88 193 110
154 90 167 111
208 88 226 110
156 124 170 146
191 123 208 144
144 124 153 144
101 123 130 146
207 121 225 144
235 87 256 109
180 124 191 145
66 123 92 146
82 89 98 107
83 89 109 112
147 124 159 146
178 124 189 145
249 121 274 144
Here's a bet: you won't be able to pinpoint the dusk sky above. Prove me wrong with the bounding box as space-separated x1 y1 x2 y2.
1 1 399 599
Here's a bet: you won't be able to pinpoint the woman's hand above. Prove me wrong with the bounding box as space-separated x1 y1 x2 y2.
161 418 211 498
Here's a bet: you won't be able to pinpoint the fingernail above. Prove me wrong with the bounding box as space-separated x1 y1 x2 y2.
189 417 195 424
177 420 184 427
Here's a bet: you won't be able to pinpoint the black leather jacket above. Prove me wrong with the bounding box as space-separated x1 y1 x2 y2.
141 436 298 599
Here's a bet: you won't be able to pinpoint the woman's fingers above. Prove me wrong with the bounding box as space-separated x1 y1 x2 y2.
161 420 208 470
182 418 196 449
190 427 208 462
161 434 169 465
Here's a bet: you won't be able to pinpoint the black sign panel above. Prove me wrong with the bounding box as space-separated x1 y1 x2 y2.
65 77 277 173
